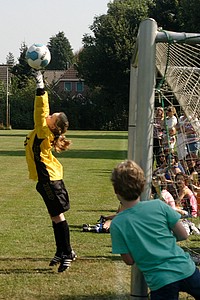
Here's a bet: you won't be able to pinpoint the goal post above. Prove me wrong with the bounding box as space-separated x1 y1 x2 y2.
128 18 200 300
128 18 157 300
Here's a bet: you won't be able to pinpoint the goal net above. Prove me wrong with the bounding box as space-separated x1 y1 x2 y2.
156 41 200 136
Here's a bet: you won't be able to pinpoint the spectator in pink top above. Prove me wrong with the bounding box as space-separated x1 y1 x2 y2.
175 173 198 218
152 175 176 209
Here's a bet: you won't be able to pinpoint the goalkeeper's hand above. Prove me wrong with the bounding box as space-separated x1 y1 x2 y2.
32 70 44 89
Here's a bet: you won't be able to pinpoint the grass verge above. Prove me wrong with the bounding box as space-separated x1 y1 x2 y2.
0 130 199 300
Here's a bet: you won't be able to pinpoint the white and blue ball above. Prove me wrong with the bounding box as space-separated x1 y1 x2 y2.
26 44 51 70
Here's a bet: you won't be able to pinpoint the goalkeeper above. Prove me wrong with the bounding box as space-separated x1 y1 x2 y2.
110 160 200 300
24 71 76 272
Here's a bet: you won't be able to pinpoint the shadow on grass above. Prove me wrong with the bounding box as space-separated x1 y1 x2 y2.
0 255 122 275
0 255 121 262
0 268 54 274
59 149 127 160
0 133 127 140
0 133 27 137
76 209 117 213
0 150 25 156
67 134 128 140
55 294 130 300
0 149 127 160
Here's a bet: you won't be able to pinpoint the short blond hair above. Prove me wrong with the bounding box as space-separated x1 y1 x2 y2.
111 160 145 201
167 106 176 115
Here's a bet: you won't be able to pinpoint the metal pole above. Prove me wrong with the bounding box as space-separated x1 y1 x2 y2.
156 30 200 44
128 64 138 159
6 66 9 129
129 18 157 300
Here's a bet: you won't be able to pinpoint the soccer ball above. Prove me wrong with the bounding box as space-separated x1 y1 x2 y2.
26 43 51 70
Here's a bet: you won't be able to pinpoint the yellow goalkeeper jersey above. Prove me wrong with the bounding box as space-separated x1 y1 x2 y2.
25 92 63 181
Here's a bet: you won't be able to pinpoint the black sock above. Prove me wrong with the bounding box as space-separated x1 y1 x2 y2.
52 222 63 256
54 220 71 255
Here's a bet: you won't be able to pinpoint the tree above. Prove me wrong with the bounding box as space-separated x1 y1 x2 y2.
179 0 200 32
77 0 152 129
10 42 32 88
148 0 181 31
47 32 74 70
6 52 15 66
10 79 35 129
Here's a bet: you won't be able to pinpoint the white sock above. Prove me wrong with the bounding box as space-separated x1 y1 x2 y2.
35 71 44 89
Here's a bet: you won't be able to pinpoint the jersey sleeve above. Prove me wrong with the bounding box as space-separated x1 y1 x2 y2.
34 91 50 139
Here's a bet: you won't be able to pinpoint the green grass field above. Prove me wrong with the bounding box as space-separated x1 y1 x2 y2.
0 130 199 300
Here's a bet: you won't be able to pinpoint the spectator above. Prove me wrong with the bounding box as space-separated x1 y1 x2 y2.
175 173 198 218
185 153 198 179
164 154 182 182
152 175 176 209
176 112 188 160
184 114 200 156
153 107 165 165
153 152 167 173
165 106 177 130
177 111 200 157
163 154 182 198
195 158 200 185
162 126 177 153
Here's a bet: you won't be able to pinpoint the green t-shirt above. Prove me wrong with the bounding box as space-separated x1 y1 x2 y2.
110 199 195 291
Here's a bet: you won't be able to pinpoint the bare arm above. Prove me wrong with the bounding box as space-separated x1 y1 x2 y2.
171 221 188 241
177 187 187 200
121 253 135 265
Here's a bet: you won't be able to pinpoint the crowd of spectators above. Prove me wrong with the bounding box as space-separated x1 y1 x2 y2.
152 106 200 218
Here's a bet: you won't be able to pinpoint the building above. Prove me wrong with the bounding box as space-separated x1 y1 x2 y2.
0 64 88 97
44 66 88 96
0 64 12 87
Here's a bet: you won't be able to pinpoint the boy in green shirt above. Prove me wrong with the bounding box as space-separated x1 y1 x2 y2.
110 160 200 299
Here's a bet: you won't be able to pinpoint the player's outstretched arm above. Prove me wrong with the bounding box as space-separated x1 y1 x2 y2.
172 221 188 241
121 253 135 265
32 70 44 89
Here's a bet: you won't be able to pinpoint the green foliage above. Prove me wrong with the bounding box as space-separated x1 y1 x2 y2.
179 0 200 32
47 31 74 70
76 0 151 130
78 0 149 89
6 52 15 65
49 87 128 130
10 42 32 88
10 79 35 129
148 0 181 31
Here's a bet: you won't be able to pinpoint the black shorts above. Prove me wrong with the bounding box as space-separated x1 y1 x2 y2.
36 180 70 217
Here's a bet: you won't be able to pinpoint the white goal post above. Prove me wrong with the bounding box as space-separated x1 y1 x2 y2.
128 18 200 300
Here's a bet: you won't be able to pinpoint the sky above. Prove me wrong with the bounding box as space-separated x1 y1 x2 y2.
0 0 111 64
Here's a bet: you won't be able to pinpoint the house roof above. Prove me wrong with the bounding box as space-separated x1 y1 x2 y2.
0 65 83 88
0 65 12 86
44 66 83 85
44 70 66 86
60 66 80 81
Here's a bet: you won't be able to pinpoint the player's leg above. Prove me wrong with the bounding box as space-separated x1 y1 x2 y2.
150 281 179 300
180 267 200 299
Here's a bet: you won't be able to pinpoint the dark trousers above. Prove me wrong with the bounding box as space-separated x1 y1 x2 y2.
151 268 200 300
